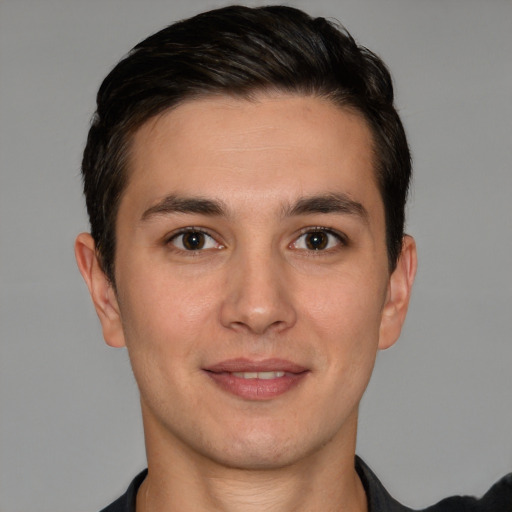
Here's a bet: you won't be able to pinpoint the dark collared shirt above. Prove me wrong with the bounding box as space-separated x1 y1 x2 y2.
100 457 512 512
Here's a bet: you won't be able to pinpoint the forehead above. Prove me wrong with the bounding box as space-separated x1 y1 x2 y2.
122 93 382 222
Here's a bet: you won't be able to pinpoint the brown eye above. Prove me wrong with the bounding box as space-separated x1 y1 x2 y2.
182 231 205 250
170 230 221 251
291 229 344 251
304 231 328 250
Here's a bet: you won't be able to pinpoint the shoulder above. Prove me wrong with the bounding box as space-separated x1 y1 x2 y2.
422 472 512 512
99 470 148 512
356 457 512 512
100 463 512 512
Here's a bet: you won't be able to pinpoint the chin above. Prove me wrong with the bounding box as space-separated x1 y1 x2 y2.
206 439 307 471
195 420 336 471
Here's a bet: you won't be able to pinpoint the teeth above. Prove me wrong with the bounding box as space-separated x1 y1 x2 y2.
233 372 258 379
232 371 285 379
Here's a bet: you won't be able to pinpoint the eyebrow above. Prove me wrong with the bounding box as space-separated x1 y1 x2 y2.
141 195 226 221
140 192 368 223
284 193 368 223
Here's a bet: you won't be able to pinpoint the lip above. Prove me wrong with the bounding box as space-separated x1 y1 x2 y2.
205 358 308 373
203 358 309 400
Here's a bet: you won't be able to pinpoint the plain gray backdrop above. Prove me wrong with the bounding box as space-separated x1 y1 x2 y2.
1 1 511 511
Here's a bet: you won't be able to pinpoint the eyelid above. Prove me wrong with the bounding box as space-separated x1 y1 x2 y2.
291 226 348 250
165 226 224 251
163 225 347 253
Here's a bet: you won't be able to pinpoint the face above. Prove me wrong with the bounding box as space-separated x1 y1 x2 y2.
77 94 415 471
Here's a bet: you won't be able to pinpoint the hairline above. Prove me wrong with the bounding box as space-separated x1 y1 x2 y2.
105 89 389 286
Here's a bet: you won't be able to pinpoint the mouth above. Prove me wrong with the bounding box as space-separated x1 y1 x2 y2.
203 358 309 400
231 371 285 379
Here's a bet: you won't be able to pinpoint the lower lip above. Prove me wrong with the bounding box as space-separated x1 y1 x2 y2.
205 371 308 400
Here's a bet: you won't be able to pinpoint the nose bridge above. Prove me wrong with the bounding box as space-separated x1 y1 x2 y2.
220 241 296 335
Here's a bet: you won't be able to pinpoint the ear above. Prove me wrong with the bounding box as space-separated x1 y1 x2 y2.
378 235 417 350
74 233 126 348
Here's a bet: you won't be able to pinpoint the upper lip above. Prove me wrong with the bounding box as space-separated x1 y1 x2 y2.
204 358 308 374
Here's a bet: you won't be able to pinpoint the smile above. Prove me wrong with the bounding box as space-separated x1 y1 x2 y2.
231 371 285 379
204 359 308 400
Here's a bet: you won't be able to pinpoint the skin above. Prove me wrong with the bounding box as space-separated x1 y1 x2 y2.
76 93 417 512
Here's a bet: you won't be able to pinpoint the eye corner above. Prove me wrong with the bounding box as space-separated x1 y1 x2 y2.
166 227 224 253
290 227 348 252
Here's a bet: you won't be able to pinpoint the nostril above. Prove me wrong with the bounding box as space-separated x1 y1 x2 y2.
219 263 297 333
226 316 293 336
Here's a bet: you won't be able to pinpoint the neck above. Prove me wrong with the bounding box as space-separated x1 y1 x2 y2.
137 411 367 512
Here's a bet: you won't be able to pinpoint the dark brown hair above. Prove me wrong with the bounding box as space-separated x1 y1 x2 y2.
82 5 411 282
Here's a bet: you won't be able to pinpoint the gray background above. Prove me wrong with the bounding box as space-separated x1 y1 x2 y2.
1 1 511 511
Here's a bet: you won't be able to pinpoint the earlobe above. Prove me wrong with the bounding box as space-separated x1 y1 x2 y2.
74 233 126 348
378 235 417 350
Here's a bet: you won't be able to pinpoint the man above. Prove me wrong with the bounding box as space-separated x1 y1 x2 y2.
74 5 512 511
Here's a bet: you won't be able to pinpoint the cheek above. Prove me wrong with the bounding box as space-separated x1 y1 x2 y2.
121 258 221 328
116 264 219 360
116 276 217 410
297 268 386 396
294 272 384 435
299 268 386 342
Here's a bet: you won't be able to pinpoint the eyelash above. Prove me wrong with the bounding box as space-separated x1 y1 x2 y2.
291 226 347 252
165 226 347 254
166 227 223 253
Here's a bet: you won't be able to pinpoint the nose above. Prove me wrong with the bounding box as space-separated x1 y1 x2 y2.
219 249 297 336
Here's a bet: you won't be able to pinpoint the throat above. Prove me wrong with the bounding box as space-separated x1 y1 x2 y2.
136 462 367 512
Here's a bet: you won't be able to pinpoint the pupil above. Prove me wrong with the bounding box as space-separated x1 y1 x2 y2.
306 232 327 250
183 232 205 250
